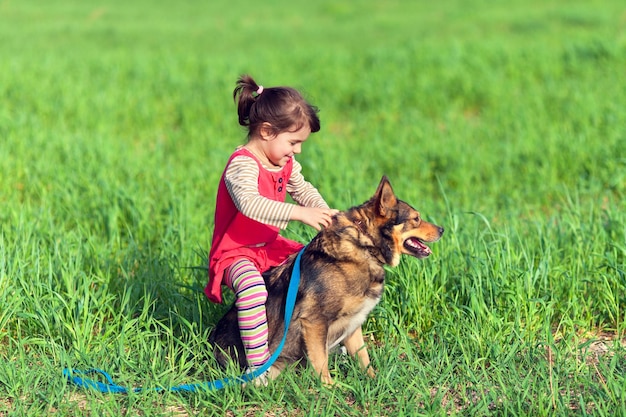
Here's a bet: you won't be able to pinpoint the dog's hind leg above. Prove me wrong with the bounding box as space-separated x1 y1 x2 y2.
208 307 248 370
343 326 375 378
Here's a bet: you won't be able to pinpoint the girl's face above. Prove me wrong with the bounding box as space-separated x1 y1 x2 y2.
259 124 311 168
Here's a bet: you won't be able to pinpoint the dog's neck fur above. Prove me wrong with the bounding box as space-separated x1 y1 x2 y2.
353 218 367 235
351 217 388 265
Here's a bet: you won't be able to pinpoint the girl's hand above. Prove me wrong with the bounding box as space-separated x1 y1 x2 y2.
291 206 339 231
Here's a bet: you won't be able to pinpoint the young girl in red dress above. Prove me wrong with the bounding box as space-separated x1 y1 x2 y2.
206 74 338 384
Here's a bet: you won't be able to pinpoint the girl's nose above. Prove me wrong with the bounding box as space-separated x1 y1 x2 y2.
294 143 302 154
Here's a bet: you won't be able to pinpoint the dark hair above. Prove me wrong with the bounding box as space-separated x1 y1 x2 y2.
233 74 320 138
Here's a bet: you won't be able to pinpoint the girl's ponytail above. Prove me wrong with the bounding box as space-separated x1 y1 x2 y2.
233 74 261 127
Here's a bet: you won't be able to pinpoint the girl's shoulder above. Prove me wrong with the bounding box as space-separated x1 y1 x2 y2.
225 151 259 178
230 146 253 159
226 147 257 167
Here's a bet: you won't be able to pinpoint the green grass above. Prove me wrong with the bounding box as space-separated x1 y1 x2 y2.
1 0 625 415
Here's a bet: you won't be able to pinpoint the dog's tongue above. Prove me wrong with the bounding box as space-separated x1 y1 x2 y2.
406 238 432 256
416 240 431 254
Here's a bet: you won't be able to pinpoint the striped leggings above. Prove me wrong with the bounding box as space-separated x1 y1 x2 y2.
224 259 270 368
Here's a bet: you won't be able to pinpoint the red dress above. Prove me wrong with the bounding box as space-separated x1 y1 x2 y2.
205 148 304 303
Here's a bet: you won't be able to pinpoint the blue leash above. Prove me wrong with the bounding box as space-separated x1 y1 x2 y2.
63 247 305 393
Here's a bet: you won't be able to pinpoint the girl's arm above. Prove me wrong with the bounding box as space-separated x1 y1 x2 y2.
286 159 330 209
225 156 295 229
225 156 335 231
287 159 338 230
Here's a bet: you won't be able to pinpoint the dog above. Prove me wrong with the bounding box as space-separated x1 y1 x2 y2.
209 176 444 385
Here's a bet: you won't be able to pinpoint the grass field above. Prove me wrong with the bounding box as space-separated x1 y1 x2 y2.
1 0 625 415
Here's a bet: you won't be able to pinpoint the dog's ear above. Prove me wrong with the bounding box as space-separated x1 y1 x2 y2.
374 176 397 217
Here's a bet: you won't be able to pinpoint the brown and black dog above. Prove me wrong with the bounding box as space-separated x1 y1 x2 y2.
209 176 444 385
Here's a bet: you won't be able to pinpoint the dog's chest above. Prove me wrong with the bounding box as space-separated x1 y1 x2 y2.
327 290 382 350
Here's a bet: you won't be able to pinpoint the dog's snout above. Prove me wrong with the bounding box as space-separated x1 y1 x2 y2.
438 226 444 236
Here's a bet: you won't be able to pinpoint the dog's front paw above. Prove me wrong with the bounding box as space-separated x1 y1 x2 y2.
321 373 334 386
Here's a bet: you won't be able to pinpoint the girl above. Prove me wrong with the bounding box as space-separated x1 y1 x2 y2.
205 74 337 384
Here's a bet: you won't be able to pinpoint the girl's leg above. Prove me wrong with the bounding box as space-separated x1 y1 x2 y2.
224 259 270 368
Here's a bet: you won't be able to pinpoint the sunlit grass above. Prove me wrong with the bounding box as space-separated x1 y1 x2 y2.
1 0 625 415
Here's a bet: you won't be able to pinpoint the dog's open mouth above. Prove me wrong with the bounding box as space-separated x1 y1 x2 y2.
404 237 432 258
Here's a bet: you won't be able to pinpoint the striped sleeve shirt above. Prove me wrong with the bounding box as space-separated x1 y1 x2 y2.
224 155 330 230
